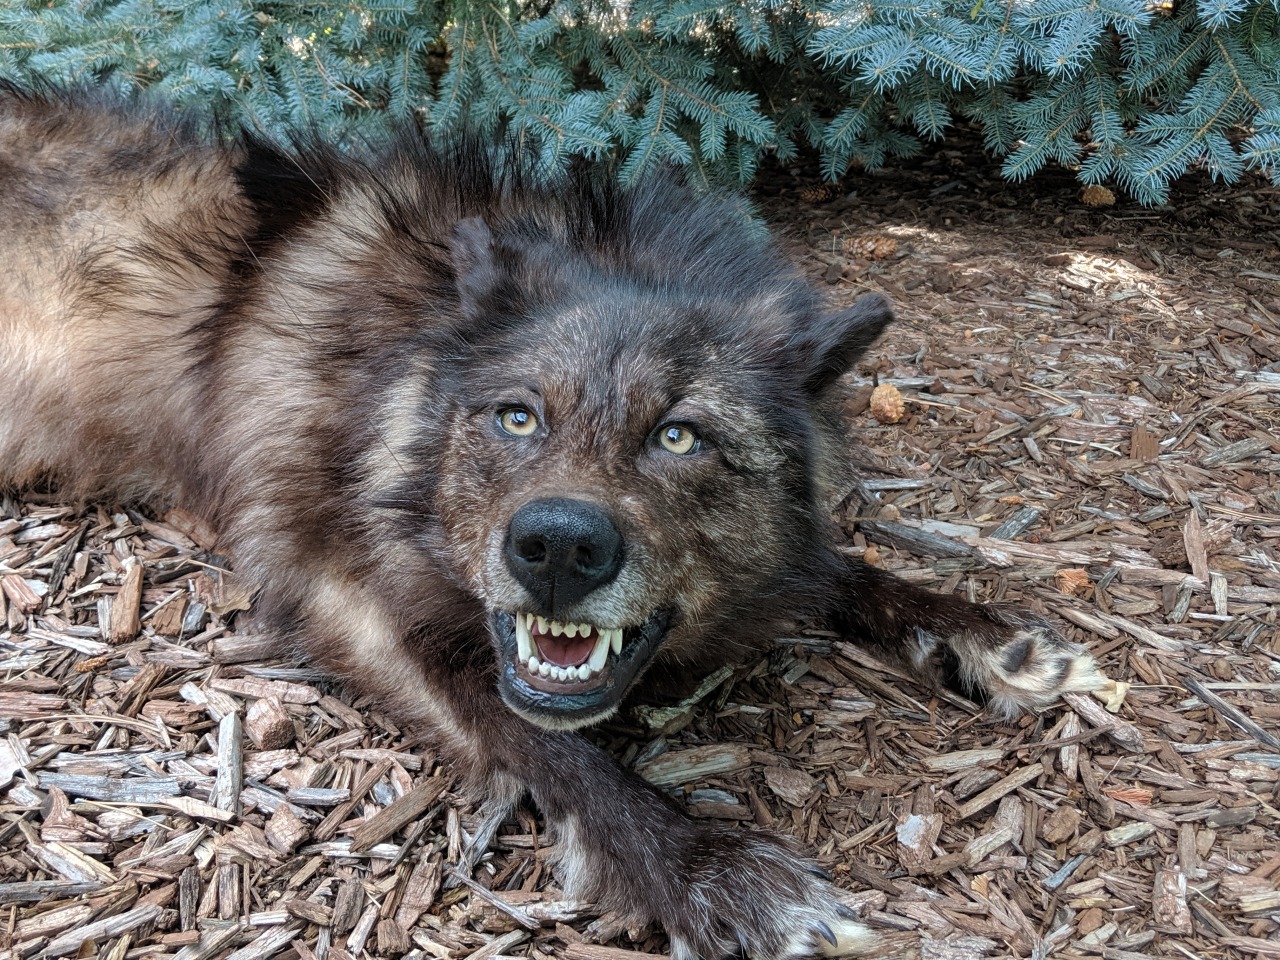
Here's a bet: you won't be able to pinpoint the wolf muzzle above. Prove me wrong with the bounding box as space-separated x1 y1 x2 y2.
504 497 623 614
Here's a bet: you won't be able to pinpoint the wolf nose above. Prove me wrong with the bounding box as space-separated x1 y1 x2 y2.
505 498 623 611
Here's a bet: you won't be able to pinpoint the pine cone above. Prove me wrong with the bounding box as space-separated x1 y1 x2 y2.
869 383 905 424
1081 185 1116 207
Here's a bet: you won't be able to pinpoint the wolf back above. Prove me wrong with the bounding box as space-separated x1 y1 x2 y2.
0 83 1103 958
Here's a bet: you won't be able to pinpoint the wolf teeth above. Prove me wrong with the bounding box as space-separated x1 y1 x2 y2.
516 614 627 684
526 652 605 684
516 614 533 663
587 631 610 672
521 615 625 653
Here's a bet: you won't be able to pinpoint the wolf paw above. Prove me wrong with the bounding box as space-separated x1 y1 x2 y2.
658 828 875 960
943 608 1104 716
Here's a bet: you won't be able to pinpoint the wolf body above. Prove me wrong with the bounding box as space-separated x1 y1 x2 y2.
0 85 1102 958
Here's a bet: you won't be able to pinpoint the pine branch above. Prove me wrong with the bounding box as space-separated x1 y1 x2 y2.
1 0 1275 201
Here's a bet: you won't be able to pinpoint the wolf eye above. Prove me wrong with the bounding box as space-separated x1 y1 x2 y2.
498 407 538 437
656 424 700 455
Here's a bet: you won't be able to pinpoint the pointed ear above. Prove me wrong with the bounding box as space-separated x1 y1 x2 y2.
450 216 502 315
798 293 894 395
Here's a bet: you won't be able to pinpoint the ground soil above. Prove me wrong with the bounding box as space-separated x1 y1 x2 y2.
2 140 1278 960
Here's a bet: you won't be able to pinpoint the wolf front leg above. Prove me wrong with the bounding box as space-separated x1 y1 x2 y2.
432 669 875 960
825 551 1104 715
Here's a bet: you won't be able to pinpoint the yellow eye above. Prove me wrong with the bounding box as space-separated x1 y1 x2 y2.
499 407 538 437
657 424 700 455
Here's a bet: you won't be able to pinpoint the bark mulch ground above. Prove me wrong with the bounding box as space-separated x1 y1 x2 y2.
2 145 1278 960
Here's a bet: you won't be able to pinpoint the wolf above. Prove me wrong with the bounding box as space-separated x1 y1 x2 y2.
0 83 1103 958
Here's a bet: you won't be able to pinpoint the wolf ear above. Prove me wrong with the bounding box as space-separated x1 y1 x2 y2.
450 216 542 324
797 293 894 395
450 216 502 314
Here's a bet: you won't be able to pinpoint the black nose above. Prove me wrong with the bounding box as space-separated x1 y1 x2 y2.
504 498 623 613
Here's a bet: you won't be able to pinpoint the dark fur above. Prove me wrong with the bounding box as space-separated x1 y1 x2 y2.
0 84 1102 958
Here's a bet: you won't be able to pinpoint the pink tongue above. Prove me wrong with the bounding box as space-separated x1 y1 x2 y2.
535 632 595 667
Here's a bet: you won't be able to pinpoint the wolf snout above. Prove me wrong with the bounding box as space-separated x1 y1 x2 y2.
504 498 623 611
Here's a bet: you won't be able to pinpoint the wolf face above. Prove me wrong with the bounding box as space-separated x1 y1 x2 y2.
409 214 894 729
0 84 1103 960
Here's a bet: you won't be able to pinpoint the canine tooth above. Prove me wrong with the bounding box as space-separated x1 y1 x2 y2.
564 622 578 639
610 628 623 655
516 615 533 662
587 632 610 672
551 621 563 637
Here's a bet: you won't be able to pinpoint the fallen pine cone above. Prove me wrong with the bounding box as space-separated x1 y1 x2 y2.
842 235 899 261
1081 184 1116 207
869 383 905 424
799 183 838 204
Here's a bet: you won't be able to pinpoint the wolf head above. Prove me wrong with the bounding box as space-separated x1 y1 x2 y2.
421 173 893 730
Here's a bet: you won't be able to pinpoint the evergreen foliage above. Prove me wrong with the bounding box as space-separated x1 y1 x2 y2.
2 0 1277 203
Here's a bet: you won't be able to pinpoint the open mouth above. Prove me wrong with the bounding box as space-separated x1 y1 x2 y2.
515 615 622 687
491 609 668 727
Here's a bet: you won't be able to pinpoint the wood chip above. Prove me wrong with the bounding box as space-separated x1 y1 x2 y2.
896 813 943 869
245 696 294 750
2 573 42 613
265 804 309 854
1040 805 1081 844
108 558 144 642
1183 510 1210 585
44 902 163 957
1153 867 1193 933
954 765 1042 821
395 854 442 928
213 710 244 814
1065 692 1147 753
349 776 446 853
0 690 66 719
36 772 181 802
919 747 1004 772
564 947 670 960
1182 674 1280 752
636 744 752 787
762 766 817 806
211 677 321 704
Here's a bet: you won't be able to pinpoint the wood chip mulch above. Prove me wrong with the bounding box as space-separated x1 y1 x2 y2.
3 144 1279 960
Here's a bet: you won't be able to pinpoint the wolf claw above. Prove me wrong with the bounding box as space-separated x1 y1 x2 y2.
834 903 861 922
814 921 839 947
